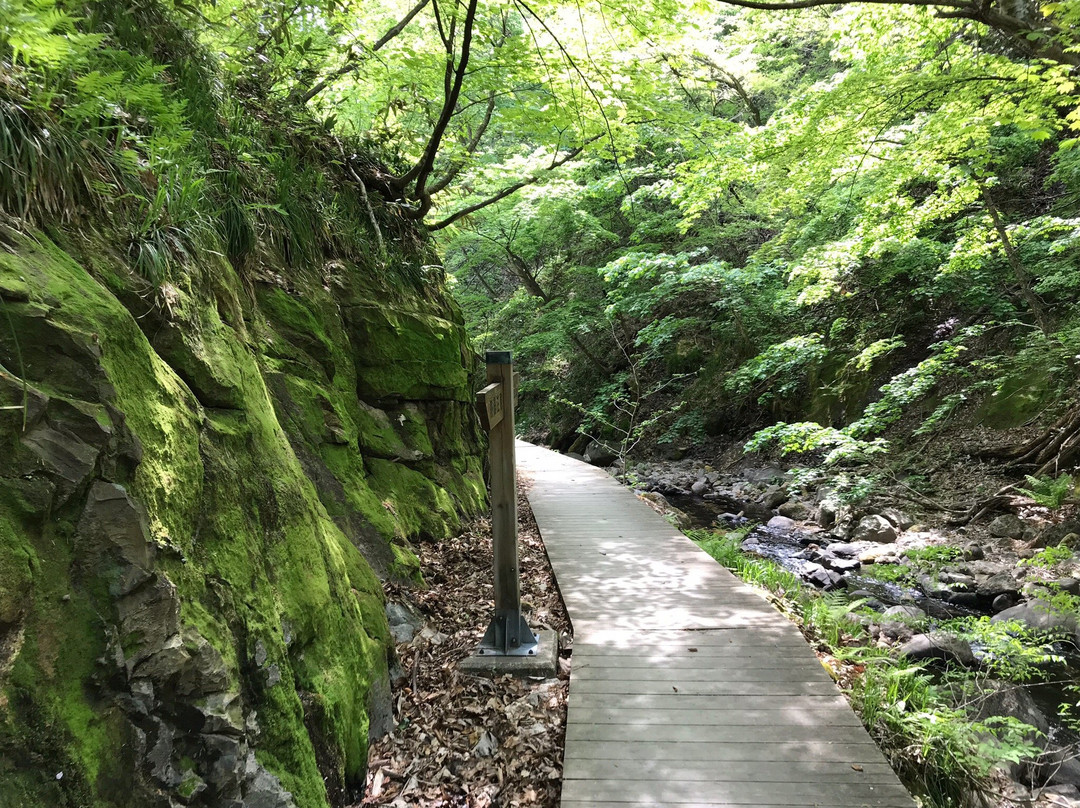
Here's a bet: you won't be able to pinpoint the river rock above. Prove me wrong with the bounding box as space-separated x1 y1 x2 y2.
880 508 915 530
992 593 1018 613
852 515 898 543
778 500 811 520
992 600 1079 639
1055 577 1080 595
898 633 975 666
761 485 788 509
691 477 710 496
882 605 926 622
583 441 618 467
801 562 845 590
1030 520 1080 549
816 500 838 528
766 515 797 531
988 514 1027 539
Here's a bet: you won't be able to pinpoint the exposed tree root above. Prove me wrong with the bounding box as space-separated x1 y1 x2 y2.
952 404 1080 524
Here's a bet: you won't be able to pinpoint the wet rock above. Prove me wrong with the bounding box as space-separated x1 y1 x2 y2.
766 515 797 531
778 501 810 520
898 633 975 666
992 600 1079 640
386 601 424 644
988 514 1026 539
852 515 898 543
800 562 845 590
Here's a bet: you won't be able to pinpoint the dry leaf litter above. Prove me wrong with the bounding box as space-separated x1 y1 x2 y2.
359 485 571 808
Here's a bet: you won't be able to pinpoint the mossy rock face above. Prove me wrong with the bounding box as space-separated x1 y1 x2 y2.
976 365 1056 429
0 229 485 808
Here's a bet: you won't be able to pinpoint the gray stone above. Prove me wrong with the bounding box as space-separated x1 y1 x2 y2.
583 441 618 467
964 543 985 560
76 481 155 590
988 514 1026 539
761 485 788 510
816 501 837 529
1031 520 1080 549
882 605 926 622
977 571 1021 599
691 478 709 496
195 692 245 737
766 515 797 531
880 508 915 530
898 633 975 666
801 562 845 590
385 601 424 644
180 631 230 697
823 556 860 573
133 634 191 685
744 467 786 483
242 761 296 808
203 734 246 797
826 542 871 559
992 593 1018 613
778 501 811 520
852 515 898 543
992 600 1079 639
117 575 181 667
1054 577 1080 595
144 717 180 788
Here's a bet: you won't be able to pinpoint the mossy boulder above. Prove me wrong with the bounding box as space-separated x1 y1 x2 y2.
0 228 485 808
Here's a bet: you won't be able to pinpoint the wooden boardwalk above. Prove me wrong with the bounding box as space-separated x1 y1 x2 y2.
516 442 916 808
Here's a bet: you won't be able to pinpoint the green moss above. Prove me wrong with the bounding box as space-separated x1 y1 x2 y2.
364 458 459 540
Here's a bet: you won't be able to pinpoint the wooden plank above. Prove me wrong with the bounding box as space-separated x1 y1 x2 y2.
564 722 871 744
561 779 914 805
570 679 842 697
514 441 915 808
562 739 888 763
562 757 899 782
566 693 852 711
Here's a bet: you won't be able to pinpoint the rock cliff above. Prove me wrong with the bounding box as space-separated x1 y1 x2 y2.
0 226 485 807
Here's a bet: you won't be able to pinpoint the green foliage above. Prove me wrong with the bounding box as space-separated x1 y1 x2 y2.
1017 473 1076 510
1020 544 1075 569
725 335 828 406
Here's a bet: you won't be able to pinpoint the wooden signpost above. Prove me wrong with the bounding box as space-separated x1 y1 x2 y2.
475 351 538 658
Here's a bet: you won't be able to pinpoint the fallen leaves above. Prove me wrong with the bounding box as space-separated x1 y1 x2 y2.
358 483 571 808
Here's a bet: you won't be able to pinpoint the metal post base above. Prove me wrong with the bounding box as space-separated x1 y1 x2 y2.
477 609 539 657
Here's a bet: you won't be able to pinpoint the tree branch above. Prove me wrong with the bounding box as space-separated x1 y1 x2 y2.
427 135 602 231
298 0 432 105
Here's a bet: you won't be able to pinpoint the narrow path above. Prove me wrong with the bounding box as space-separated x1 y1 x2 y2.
517 441 916 808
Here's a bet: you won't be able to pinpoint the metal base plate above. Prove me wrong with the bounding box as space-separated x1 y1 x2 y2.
477 609 539 656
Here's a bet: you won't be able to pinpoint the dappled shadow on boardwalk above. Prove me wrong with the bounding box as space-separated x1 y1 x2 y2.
517 442 916 808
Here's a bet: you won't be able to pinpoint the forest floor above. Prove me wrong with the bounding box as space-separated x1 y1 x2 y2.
359 484 571 808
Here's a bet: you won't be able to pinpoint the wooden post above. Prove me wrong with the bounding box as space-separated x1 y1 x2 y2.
476 350 537 657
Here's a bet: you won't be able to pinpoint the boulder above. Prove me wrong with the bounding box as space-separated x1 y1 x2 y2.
880 508 915 531
766 515 797 531
583 441 619 467
1030 520 1080 549
992 600 1079 640
852 515 898 543
801 562 845 590
778 501 811 520
988 514 1027 539
898 633 975 666
761 485 788 510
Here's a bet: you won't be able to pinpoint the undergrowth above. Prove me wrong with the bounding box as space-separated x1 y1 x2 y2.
687 527 1048 808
